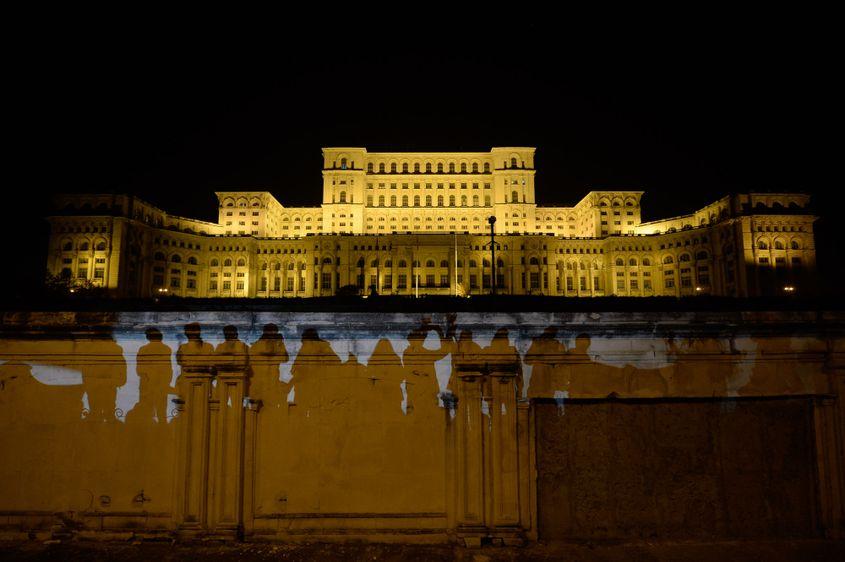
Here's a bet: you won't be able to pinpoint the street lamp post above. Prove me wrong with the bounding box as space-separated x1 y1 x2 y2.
488 216 497 296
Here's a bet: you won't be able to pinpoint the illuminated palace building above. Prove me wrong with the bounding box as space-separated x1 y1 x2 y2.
47 148 817 298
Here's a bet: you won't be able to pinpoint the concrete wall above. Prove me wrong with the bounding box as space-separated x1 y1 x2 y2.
1 310 844 543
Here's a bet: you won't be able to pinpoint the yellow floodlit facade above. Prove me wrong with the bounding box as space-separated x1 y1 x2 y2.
46 147 817 298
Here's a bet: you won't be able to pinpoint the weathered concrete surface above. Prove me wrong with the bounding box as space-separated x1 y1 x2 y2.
537 400 818 540
0 309 843 544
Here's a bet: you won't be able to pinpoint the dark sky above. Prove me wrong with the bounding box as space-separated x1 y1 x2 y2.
7 18 841 297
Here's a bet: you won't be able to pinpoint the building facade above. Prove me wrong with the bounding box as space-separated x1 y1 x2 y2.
46 147 817 298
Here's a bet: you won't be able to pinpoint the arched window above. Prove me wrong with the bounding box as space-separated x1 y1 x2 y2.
426 162 432 173
483 163 490 173
390 195 397 206
390 163 397 173
288 263 295 270
757 240 768 250
472 195 479 206
371 259 379 267
79 242 89 251
96 241 107 251
210 258 219 267
155 252 165 261
448 162 455 173
628 258 638 266
642 258 651 266
615 258 624 266
339 191 347 203
791 240 800 250
449 195 455 206
679 254 691 262
367 163 374 173
774 240 784 250
510 157 517 168
440 260 448 267
437 195 444 206
224 258 232 267
379 195 385 206
188 256 198 265
529 257 539 265
414 163 420 173
171 254 182 263
414 195 420 206
402 163 408 173
437 163 444 173
385 260 392 267
62 241 73 251
663 256 674 264
261 262 268 270
460 163 466 173
512 190 519 203
340 158 347 170
378 163 385 173
237 258 246 267
426 259 435 267
357 257 365 267
426 195 432 206
483 259 491 267
402 195 408 207
472 163 479 173
461 195 467 206
398 260 407 268
695 251 709 260
469 260 477 268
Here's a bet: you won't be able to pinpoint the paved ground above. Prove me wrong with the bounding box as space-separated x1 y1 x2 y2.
1 540 843 561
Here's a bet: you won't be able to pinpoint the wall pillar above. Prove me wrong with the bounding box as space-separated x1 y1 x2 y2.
449 363 530 546
174 370 213 533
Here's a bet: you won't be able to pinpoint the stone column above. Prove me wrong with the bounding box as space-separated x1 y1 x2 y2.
208 369 248 537
453 370 486 538
173 370 213 532
242 398 261 537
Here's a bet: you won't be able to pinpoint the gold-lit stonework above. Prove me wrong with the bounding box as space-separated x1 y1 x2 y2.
47 148 816 298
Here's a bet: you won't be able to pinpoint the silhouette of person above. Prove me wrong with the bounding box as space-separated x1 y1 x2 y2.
366 338 407 418
402 316 453 417
525 326 567 399
447 329 484 394
76 332 126 422
215 325 249 373
291 328 341 410
481 327 523 397
175 323 215 392
248 323 289 404
135 327 174 423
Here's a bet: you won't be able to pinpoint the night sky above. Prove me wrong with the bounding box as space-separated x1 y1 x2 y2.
7 19 840 298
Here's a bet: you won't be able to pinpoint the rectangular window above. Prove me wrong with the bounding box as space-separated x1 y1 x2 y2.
398 274 407 289
643 279 652 290
287 277 294 291
566 277 574 291
274 277 281 291
593 277 600 291
170 277 180 288
236 281 244 290
665 278 675 288
426 274 435 287
530 272 540 289
321 272 331 289
93 268 104 279
470 274 478 289
223 281 231 290
209 281 218 290
383 274 392 289
617 279 625 290
187 279 196 289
